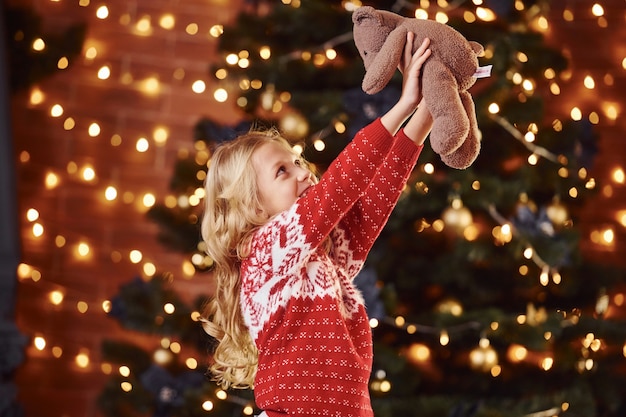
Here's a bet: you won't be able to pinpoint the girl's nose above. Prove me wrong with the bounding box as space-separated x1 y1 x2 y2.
297 168 311 182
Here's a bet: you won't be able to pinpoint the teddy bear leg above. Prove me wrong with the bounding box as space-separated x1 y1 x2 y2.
422 60 470 157
440 91 481 169
440 134 480 169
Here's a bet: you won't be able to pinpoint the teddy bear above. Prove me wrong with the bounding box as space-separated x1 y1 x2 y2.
352 6 486 169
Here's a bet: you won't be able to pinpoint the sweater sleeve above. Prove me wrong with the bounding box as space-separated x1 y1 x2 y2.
330 128 423 279
294 118 396 247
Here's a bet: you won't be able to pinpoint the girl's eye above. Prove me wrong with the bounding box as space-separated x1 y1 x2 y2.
294 159 302 167
276 165 286 176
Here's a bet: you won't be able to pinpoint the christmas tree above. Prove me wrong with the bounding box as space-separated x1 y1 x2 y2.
101 1 626 417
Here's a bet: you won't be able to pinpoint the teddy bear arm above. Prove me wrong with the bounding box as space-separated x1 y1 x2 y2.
362 26 407 94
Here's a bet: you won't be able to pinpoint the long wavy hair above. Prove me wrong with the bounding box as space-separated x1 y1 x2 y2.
200 128 298 389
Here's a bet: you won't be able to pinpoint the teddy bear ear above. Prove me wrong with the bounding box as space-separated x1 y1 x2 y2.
352 6 380 25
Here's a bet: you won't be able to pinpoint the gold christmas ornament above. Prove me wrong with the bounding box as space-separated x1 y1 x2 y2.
526 303 548 326
153 348 174 365
279 112 309 139
469 341 498 372
435 298 463 316
546 196 569 226
406 343 431 364
442 198 473 232
260 84 277 111
516 192 538 214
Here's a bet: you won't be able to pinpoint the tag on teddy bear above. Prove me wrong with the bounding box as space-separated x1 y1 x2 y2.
474 65 493 78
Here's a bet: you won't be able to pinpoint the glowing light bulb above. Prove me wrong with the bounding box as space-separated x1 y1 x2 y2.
142 193 156 208
34 336 46 350
50 104 64 117
64 117 75 130
82 166 96 182
153 127 168 145
129 250 143 263
45 172 60 190
88 123 101 137
209 24 223 38
105 186 117 201
185 357 198 369
591 3 604 16
136 16 152 34
30 88 44 105
49 290 64 305
226 53 238 65
570 107 583 121
214 88 228 102
439 330 449 346
415 9 428 19
97 65 111 80
159 14 175 29
186 23 198 35
143 262 156 277
136 138 149 152
26 208 39 222
32 38 45 51
435 12 448 24
96 5 109 19
77 242 90 257
191 80 206 93
32 223 44 237
476 7 496 21
74 352 89 368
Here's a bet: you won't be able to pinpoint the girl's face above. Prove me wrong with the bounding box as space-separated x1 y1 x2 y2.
251 141 314 218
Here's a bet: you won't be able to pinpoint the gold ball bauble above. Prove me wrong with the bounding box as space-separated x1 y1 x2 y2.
260 84 277 111
546 196 568 226
469 345 498 372
279 113 309 139
153 348 174 365
516 192 537 213
435 298 463 316
442 201 473 232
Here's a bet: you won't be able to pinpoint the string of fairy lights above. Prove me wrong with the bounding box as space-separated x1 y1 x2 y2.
12 0 626 416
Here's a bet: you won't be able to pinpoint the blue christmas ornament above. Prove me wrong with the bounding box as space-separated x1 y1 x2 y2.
194 118 252 144
354 267 385 320
343 86 401 138
140 364 206 417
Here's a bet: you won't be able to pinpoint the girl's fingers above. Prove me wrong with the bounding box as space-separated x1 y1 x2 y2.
408 38 431 74
414 48 431 68
415 37 430 56
411 38 431 65
399 32 414 73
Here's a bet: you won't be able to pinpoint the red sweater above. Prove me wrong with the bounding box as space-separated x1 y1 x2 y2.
240 118 422 417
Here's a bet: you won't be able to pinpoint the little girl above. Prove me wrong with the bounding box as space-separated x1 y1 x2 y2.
201 33 433 417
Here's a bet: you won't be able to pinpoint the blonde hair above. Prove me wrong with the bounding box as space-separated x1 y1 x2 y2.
200 128 297 389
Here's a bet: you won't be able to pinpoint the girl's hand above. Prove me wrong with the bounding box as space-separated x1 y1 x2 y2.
398 33 431 111
380 33 431 136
